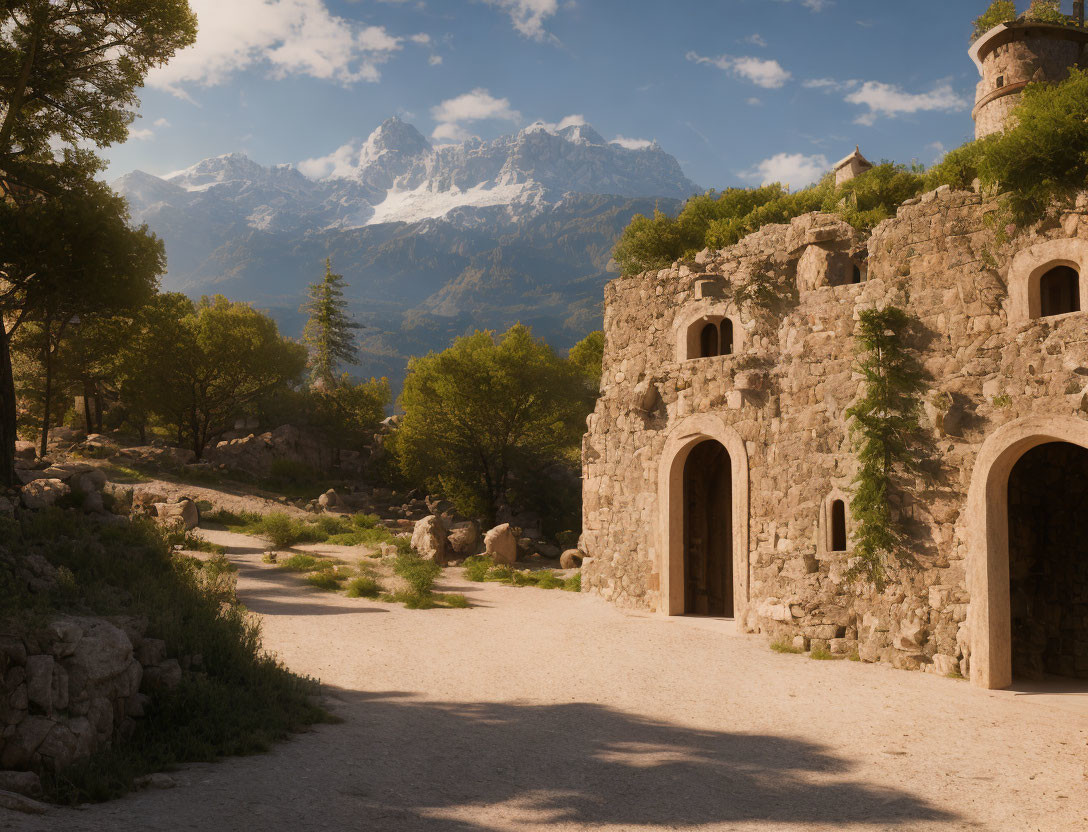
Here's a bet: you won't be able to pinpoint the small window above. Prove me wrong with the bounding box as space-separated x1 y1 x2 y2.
996 75 1005 89
721 319 734 356
851 264 863 284
699 323 719 358
1039 266 1080 317
830 500 847 553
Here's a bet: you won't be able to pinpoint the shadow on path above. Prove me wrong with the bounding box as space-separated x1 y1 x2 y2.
320 690 959 830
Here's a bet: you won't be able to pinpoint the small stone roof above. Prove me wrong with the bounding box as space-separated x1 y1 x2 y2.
833 146 873 172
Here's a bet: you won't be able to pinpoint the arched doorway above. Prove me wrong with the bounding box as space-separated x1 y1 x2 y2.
966 416 1088 688
1039 265 1080 317
1007 442 1088 680
658 414 750 620
683 440 733 617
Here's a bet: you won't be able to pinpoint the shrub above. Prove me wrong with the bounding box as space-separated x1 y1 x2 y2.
562 573 581 592
277 554 336 573
442 593 470 608
345 575 382 598
810 646 837 660
1024 0 1069 25
256 513 315 549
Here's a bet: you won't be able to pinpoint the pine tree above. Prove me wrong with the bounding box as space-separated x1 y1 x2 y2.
300 258 361 387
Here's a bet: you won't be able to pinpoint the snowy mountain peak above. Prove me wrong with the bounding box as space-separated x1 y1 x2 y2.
116 117 698 230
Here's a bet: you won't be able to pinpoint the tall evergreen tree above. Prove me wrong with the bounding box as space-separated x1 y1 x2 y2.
300 258 361 387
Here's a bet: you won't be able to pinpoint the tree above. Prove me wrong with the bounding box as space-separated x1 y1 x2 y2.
0 175 163 454
300 258 361 387
118 295 307 458
568 330 604 389
0 0 196 485
396 325 587 526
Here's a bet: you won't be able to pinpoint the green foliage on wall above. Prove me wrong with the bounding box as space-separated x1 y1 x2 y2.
972 1 1018 40
613 163 928 275
845 307 928 588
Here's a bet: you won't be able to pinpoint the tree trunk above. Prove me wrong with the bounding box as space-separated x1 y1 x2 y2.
0 322 17 488
39 341 54 458
93 385 104 433
82 379 94 434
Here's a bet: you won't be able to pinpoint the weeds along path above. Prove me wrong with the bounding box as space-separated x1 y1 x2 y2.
10 527 1088 832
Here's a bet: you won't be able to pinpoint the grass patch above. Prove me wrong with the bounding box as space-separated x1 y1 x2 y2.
0 511 330 804
442 593 470 608
275 554 340 573
770 638 804 655
345 575 382 598
463 555 576 593
203 509 406 554
102 464 151 484
305 569 351 591
165 528 225 556
809 647 837 661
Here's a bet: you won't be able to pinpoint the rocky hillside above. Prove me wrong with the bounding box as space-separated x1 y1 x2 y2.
114 119 696 388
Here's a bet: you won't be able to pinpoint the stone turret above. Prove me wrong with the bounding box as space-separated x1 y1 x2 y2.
971 19 1088 139
832 147 872 187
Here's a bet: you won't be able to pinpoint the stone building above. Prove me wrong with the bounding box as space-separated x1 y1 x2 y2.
833 147 872 187
972 16 1088 138
580 34 1088 691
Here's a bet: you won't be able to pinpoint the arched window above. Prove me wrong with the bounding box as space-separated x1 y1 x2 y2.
851 264 863 284
721 319 734 356
830 500 847 552
1039 266 1080 317
699 323 719 358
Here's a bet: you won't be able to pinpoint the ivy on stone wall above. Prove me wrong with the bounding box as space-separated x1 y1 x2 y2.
845 307 928 588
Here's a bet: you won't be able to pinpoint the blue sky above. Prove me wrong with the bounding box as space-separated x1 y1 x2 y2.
105 0 1000 191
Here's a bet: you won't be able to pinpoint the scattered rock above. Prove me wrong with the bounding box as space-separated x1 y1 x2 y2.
134 773 177 790
447 521 480 556
411 516 449 566
0 771 41 798
559 549 583 570
153 499 199 531
484 523 518 566
0 789 48 815
20 479 70 510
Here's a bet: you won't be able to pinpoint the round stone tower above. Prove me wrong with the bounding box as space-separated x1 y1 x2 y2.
971 19 1088 139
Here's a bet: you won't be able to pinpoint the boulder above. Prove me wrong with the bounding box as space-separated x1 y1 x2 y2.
0 789 48 815
484 523 518 566
72 469 107 493
447 521 480 556
317 489 342 510
411 516 449 565
153 499 199 531
560 549 584 570
13 441 35 463
21 479 70 510
0 771 41 798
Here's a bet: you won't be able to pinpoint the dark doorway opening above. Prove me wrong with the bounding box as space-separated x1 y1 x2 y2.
830 500 847 552
699 323 719 358
1007 441 1088 680
1039 266 1080 317
683 440 733 617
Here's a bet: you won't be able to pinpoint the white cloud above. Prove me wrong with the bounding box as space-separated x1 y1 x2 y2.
611 136 653 150
528 114 585 133
744 152 829 189
409 33 431 45
146 0 405 97
802 77 859 93
431 88 521 141
129 128 155 141
744 34 767 47
153 118 171 128
298 141 360 179
484 0 560 41
802 0 831 10
928 141 947 162
687 51 791 89
428 54 443 65
845 81 968 125
747 97 763 106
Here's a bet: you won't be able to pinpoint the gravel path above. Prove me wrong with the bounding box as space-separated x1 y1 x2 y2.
7 529 1087 831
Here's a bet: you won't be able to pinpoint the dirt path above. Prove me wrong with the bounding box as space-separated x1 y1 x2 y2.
7 528 1088 831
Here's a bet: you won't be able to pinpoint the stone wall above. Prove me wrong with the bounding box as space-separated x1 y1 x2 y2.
0 615 181 776
581 185 1088 680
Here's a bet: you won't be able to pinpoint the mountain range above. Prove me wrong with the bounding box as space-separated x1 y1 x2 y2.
114 118 700 389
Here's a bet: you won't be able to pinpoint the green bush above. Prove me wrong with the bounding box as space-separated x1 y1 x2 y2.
305 569 350 591
276 554 336 573
810 646 837 660
1024 0 1069 25
442 593 470 608
562 573 581 592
